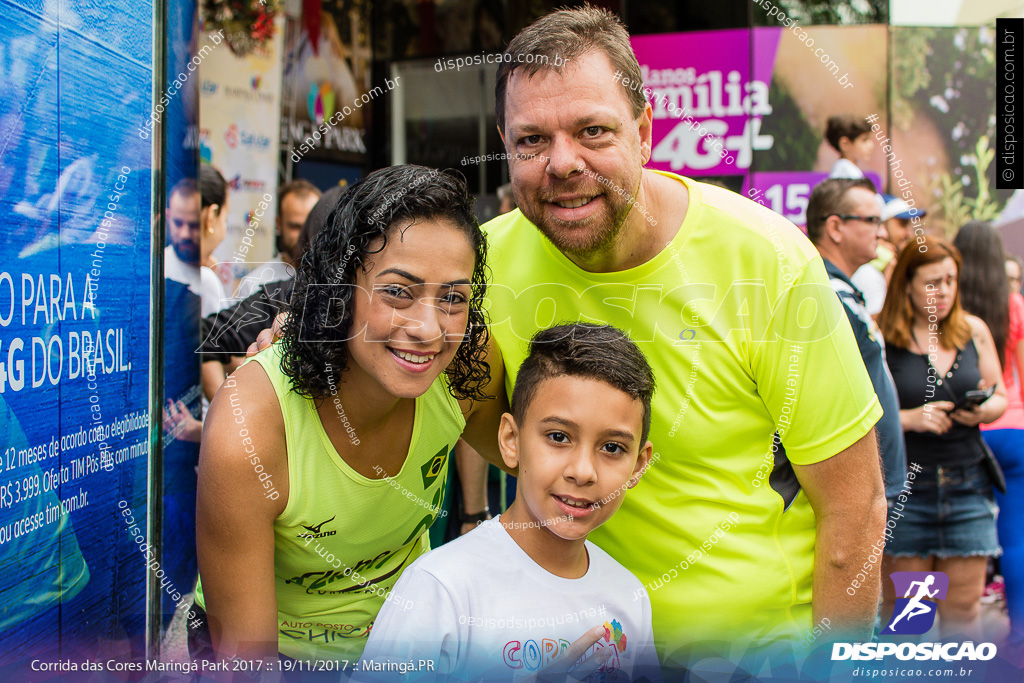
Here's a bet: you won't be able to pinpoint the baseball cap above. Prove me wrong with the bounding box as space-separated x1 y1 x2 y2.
881 194 926 222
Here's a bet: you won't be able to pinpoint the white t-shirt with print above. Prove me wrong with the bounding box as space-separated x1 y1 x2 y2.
356 516 661 682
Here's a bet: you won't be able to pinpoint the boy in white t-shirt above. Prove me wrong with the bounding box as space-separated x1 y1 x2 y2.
825 114 874 179
356 323 661 682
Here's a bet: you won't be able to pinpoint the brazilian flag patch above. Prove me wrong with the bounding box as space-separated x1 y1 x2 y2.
420 445 449 489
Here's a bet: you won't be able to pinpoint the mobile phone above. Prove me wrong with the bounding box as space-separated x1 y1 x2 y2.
949 385 995 412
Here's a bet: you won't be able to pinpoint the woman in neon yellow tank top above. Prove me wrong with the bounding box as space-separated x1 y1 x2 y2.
190 166 507 666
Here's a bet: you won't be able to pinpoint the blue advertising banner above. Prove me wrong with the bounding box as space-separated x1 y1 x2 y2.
0 0 153 668
160 0 202 628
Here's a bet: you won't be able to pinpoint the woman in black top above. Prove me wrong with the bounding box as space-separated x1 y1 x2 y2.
878 236 1006 640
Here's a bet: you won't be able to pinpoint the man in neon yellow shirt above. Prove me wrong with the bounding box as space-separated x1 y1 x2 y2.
468 6 888 668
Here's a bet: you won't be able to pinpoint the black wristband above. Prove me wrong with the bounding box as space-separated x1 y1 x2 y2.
460 507 490 524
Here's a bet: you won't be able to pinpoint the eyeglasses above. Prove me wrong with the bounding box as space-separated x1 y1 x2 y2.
826 214 883 227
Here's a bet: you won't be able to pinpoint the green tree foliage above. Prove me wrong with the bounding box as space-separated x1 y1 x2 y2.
752 0 888 26
753 80 820 173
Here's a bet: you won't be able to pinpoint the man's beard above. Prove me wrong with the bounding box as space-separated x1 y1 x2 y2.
173 240 200 265
276 233 295 262
519 180 638 262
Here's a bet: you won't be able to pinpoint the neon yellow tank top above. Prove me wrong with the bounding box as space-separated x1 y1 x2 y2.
195 342 465 661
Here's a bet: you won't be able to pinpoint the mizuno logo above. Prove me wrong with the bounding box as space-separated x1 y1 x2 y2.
298 515 337 538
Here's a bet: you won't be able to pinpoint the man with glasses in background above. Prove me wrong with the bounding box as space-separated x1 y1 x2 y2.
806 177 907 512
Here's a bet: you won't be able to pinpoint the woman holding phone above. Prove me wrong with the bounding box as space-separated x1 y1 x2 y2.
190 166 507 665
878 235 1006 639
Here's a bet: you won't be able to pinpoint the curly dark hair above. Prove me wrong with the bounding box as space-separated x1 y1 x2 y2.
278 165 491 402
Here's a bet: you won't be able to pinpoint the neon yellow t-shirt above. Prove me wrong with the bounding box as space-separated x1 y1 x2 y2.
195 343 464 661
482 173 882 664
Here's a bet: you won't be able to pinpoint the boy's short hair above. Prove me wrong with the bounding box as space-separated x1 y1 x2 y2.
511 323 656 444
825 115 873 152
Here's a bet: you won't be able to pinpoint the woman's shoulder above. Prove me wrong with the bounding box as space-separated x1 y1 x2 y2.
201 359 288 515
456 334 504 419
964 314 992 340
960 314 996 358
218 357 283 412
205 361 286 457
424 372 464 425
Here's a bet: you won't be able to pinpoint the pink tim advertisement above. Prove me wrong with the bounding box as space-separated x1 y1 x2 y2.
631 29 781 177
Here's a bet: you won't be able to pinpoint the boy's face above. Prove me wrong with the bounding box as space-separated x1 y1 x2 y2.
840 132 874 165
885 217 912 250
499 375 653 541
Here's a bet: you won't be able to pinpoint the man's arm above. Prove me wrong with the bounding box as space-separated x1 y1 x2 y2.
200 279 292 362
202 360 227 401
459 336 516 476
454 440 492 535
792 428 886 642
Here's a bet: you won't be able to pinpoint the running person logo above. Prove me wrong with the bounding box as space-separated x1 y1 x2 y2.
884 571 949 634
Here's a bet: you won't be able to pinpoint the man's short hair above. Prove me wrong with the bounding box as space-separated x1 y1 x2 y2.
169 177 198 202
277 179 321 215
295 184 345 261
805 177 877 244
495 6 645 135
511 323 656 445
825 115 873 152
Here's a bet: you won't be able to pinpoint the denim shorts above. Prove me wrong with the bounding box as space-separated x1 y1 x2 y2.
885 461 1001 558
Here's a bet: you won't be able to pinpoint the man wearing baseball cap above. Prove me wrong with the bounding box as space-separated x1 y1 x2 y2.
852 193 928 315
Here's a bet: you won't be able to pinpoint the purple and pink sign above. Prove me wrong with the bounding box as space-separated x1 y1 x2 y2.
744 171 884 228
631 29 782 176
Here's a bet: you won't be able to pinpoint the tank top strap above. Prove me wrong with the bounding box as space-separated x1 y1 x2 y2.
244 344 306 439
